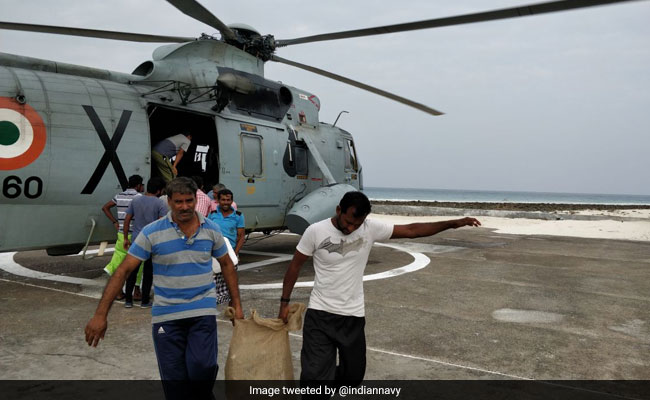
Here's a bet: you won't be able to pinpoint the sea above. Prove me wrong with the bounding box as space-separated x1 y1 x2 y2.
362 187 650 205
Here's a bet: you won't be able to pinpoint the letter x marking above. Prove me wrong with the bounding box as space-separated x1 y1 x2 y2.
81 106 132 194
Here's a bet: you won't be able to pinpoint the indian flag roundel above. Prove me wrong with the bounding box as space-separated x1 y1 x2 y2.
0 97 46 170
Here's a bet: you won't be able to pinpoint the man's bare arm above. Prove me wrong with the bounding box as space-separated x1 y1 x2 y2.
234 227 245 255
391 217 481 239
278 250 309 322
123 214 133 249
217 254 243 320
101 200 119 230
172 149 185 168
84 254 142 347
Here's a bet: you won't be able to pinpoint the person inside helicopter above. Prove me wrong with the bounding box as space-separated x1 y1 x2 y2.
151 132 193 183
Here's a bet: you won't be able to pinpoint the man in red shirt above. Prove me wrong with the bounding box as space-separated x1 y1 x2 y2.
191 176 211 217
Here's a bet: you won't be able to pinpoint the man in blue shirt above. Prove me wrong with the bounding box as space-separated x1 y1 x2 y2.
208 189 245 305
85 177 243 400
208 189 245 255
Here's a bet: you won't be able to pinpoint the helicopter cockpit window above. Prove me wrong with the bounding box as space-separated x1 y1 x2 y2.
241 134 263 177
294 146 308 176
344 139 358 172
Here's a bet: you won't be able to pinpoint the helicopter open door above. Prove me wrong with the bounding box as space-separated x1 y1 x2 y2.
146 105 220 189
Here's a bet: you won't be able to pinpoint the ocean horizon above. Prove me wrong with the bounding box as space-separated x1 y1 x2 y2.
362 186 650 205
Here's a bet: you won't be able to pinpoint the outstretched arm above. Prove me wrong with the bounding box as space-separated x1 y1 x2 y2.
278 250 309 322
391 217 481 239
84 254 142 347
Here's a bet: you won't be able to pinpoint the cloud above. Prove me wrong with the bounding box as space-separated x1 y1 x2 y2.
2 0 649 194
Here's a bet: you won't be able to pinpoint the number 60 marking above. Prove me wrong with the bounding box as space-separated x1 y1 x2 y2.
2 175 43 199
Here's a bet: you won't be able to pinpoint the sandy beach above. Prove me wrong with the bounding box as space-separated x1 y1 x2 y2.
371 200 650 213
370 201 650 242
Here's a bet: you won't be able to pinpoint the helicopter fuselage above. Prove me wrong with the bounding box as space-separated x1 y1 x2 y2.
0 39 362 253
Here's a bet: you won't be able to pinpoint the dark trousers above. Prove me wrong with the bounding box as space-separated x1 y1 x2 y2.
152 315 218 400
125 258 152 303
300 309 366 386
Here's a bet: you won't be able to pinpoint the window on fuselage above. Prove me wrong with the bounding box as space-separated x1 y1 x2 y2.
241 133 263 177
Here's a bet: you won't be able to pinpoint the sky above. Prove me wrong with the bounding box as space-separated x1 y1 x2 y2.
1 0 649 195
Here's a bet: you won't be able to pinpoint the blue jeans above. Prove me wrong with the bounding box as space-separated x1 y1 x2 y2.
152 315 218 400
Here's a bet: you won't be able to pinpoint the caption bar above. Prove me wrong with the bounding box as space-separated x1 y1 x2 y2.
250 384 402 397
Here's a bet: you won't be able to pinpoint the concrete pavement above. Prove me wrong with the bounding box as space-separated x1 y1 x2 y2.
1 227 649 381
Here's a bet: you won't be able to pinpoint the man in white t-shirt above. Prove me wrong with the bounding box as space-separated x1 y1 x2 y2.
278 191 480 387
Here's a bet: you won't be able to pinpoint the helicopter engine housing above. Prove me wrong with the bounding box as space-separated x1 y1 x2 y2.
285 183 358 234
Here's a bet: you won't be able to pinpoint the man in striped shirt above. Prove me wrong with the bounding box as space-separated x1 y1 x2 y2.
101 175 143 298
86 177 243 399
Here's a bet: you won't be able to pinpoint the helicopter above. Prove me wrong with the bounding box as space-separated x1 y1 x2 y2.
0 0 645 255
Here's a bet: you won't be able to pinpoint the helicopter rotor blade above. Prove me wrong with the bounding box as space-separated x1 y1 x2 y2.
276 0 640 47
270 55 443 116
0 21 193 43
166 0 238 42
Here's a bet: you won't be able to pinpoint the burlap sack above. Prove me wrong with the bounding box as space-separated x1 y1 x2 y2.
224 303 306 380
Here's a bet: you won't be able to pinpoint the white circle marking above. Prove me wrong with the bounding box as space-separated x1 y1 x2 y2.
0 108 34 158
239 242 431 290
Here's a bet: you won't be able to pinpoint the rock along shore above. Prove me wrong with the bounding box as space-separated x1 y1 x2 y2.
370 200 650 222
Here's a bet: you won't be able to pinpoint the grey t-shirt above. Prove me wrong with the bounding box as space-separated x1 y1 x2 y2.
152 134 191 158
125 195 168 240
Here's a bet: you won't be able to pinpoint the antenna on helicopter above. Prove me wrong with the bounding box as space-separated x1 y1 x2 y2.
333 111 349 127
